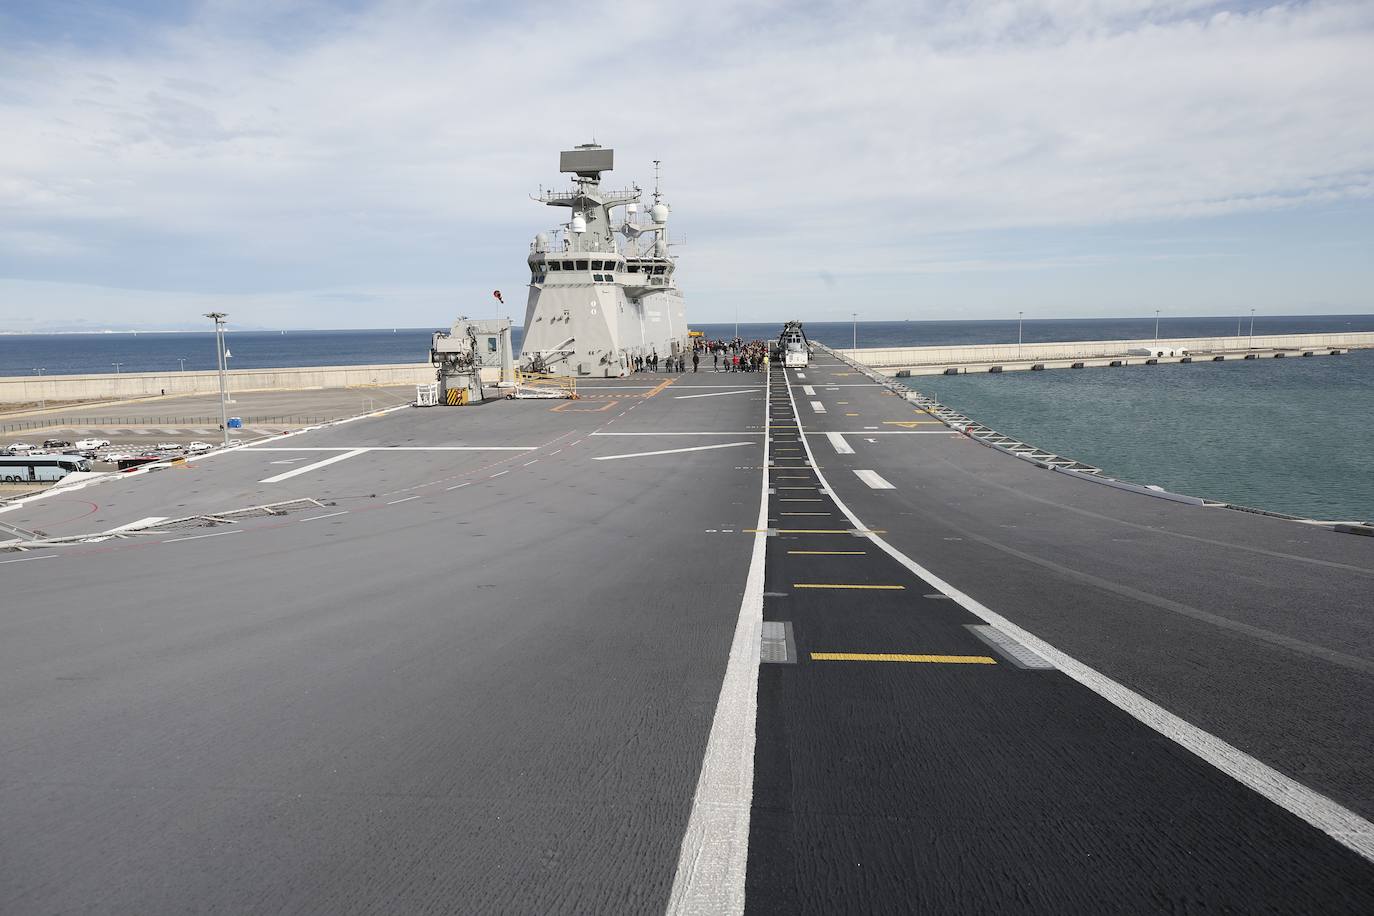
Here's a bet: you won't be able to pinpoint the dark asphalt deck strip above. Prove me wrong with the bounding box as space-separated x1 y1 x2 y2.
799 354 1374 821
743 358 1374 912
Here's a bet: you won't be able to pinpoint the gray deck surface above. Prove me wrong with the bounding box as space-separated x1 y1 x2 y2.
2 359 1370 913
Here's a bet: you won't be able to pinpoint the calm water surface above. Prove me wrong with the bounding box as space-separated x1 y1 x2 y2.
908 349 1374 522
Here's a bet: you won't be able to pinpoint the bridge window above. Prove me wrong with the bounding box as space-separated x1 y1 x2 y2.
591 260 603 270
548 261 561 271
627 264 640 273
575 260 588 271
653 266 666 275
562 260 575 270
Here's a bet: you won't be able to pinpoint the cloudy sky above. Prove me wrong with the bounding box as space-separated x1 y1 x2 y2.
1 0 1371 330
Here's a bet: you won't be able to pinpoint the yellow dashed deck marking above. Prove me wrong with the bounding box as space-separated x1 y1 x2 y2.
551 400 614 413
811 653 996 664
793 583 905 590
883 420 944 427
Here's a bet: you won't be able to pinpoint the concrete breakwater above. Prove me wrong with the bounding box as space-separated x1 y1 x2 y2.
0 362 435 404
841 332 1374 376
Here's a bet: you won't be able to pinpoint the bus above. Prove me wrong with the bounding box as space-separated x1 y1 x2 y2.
0 455 91 483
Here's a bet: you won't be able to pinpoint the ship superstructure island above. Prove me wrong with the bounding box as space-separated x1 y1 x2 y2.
519 144 687 376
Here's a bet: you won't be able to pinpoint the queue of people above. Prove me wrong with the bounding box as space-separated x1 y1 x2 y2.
623 337 772 375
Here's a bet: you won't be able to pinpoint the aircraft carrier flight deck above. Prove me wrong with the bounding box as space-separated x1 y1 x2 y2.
3 349 1372 913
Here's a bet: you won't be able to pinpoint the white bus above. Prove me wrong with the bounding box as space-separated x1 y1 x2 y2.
0 455 91 483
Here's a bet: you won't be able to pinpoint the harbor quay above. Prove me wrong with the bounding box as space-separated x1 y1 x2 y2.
845 330 1374 376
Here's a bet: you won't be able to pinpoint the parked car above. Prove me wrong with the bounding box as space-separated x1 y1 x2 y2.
155 442 183 451
187 441 213 453
43 439 73 449
6 442 36 454
74 438 111 450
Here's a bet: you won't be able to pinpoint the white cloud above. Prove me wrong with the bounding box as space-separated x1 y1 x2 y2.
0 0 1371 327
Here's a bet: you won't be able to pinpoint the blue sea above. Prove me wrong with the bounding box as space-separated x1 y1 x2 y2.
4 315 1372 520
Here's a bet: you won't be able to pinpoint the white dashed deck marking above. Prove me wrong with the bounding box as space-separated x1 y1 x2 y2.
675 389 755 400
593 441 755 462
825 432 854 455
260 448 369 483
854 469 895 489
810 401 826 414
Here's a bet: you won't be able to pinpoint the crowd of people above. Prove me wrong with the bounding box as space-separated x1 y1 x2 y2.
627 337 772 374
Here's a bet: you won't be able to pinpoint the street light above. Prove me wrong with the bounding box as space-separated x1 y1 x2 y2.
33 368 45 409
205 312 230 447
1249 308 1256 349
1154 309 1161 347
178 358 187 372
852 312 858 350
1017 311 1024 359
112 362 123 374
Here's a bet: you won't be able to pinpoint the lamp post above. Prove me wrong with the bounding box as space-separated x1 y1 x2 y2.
33 367 45 409
1017 311 1023 359
1249 308 1256 349
111 362 122 374
178 358 187 372
205 312 230 446
852 312 857 350
1154 309 1160 347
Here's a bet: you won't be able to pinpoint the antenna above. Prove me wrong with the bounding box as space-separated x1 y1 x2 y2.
652 160 662 205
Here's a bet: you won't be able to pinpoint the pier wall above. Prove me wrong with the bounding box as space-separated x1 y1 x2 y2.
0 363 436 403
841 332 1374 376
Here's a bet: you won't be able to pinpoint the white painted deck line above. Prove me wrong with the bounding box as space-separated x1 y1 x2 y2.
802 385 816 396
242 446 535 452
667 364 769 915
301 511 349 522
810 401 826 414
825 432 854 455
591 431 765 436
164 529 243 544
781 370 1374 866
854 469 895 489
593 441 754 462
386 495 421 505
675 390 755 400
260 448 368 483
106 516 168 533
0 554 57 565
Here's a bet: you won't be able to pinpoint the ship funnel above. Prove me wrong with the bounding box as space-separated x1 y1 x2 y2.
571 213 587 233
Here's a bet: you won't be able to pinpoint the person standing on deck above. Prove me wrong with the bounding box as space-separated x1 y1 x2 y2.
692 350 700 373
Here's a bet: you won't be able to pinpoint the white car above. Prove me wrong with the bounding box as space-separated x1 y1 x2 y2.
187 441 213 453
7 442 35 454
74 438 111 450
155 442 183 451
